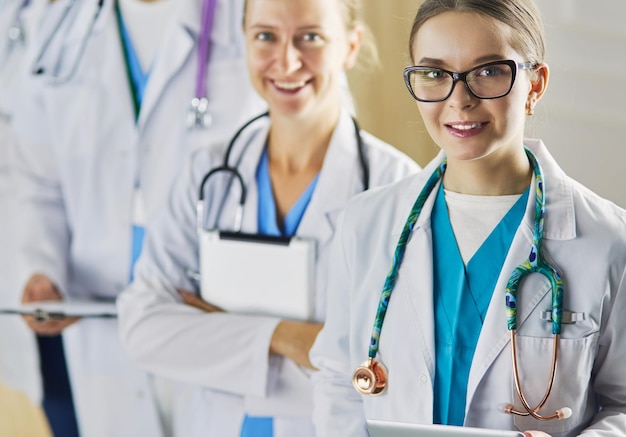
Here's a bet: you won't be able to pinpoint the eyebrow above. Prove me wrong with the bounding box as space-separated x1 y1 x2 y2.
246 24 325 32
417 54 508 67
246 24 278 31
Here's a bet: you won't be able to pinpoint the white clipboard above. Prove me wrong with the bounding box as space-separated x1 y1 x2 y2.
367 420 524 437
199 229 316 321
0 300 118 321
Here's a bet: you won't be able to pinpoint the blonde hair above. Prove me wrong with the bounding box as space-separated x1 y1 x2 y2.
408 0 545 65
336 0 379 70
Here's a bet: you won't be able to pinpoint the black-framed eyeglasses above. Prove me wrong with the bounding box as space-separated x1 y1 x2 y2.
403 60 535 103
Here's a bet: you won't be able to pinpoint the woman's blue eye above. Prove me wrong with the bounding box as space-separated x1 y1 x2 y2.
256 32 274 41
302 33 322 42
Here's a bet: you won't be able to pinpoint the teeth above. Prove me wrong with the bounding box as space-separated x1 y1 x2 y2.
451 123 481 130
274 80 306 90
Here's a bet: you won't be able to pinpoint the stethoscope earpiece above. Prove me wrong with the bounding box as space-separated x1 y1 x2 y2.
352 358 387 396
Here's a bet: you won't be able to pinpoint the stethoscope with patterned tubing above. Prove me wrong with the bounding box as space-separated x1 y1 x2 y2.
29 0 216 130
352 147 573 421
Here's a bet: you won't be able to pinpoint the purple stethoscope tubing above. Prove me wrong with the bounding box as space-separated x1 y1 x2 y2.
195 0 217 102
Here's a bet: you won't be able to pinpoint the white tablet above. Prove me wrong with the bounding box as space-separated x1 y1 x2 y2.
367 420 524 437
199 230 316 321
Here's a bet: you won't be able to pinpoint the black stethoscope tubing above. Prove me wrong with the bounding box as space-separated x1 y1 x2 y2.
197 112 370 230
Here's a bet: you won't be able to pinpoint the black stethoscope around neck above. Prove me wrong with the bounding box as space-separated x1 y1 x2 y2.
196 111 370 232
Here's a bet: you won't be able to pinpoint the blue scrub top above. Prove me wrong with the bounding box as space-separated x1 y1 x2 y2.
240 147 320 436
256 147 320 237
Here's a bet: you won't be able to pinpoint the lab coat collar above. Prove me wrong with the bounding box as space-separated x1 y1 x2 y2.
390 150 445 239
391 139 577 241
60 0 111 45
297 110 367 246
136 1 199 129
523 139 576 240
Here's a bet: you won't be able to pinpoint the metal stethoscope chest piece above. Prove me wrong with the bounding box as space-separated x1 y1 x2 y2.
353 358 387 396
186 0 218 130
354 148 572 421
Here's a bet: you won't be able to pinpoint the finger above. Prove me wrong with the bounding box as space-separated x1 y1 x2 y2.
22 274 61 303
177 290 222 313
22 316 80 336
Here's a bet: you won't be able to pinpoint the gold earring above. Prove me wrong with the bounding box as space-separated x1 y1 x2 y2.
525 101 534 116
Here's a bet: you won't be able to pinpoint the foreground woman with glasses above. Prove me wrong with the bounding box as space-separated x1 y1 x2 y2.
310 0 626 436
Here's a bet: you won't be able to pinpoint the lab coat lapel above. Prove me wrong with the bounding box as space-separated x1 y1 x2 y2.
297 111 364 246
61 0 110 45
136 2 198 130
392 181 441 379
465 219 538 401
383 155 446 380
466 139 577 404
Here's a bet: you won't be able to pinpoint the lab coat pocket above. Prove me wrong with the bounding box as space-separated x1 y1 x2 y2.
511 332 599 435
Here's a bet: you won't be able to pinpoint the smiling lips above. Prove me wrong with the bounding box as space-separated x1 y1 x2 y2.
273 79 308 92
445 121 488 138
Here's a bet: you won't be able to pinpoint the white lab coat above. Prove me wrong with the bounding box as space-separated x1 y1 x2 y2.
0 0 45 404
10 0 266 436
310 139 626 437
117 110 420 437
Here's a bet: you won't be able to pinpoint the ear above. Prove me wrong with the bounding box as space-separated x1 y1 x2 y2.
526 63 549 112
343 24 364 70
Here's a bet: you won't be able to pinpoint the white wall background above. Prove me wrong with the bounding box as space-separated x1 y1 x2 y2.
530 0 626 207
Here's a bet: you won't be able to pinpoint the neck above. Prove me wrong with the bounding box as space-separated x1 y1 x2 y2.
443 147 532 196
267 107 341 173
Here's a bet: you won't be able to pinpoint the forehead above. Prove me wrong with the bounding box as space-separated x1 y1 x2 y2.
245 0 344 28
412 11 519 68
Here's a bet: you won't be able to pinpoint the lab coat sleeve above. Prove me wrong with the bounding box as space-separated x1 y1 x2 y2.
310 208 368 437
11 75 70 296
117 149 282 398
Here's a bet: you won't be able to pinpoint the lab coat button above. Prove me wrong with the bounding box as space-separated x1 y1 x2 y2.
419 374 427 383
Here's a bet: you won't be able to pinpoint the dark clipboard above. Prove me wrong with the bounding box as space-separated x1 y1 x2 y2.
0 300 117 321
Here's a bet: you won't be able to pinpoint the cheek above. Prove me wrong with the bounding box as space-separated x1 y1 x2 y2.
416 102 445 140
309 47 348 75
417 103 440 128
246 44 273 71
497 92 527 127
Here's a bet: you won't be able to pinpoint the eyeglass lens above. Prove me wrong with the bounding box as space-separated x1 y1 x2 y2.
407 62 515 102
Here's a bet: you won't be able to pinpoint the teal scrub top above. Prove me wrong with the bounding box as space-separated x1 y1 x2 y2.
432 183 529 425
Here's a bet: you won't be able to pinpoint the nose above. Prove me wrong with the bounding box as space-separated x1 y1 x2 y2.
277 39 302 76
447 78 477 110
